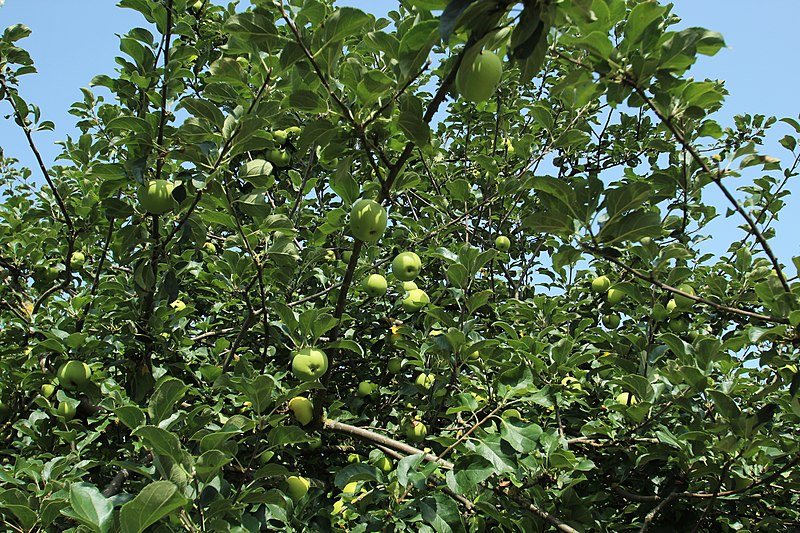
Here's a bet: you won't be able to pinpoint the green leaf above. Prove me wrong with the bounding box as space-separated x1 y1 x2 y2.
445 455 494 494
399 19 439 76
148 377 189 424
500 420 541 453
440 0 477 43
597 210 661 244
707 390 741 420
62 483 113 533
323 8 371 43
398 94 430 147
331 157 359 206
420 492 462 533
132 426 183 462
623 1 666 48
119 481 189 533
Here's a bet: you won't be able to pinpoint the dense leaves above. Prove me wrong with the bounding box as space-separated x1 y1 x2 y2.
1 0 799 531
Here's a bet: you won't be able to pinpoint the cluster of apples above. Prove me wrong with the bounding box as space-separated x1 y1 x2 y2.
591 275 625 328
265 126 300 168
38 360 93 421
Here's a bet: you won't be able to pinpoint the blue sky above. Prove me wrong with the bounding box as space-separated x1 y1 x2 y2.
0 1 797 267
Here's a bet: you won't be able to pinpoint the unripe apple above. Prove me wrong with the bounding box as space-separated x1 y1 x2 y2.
374 456 392 472
387 357 404 373
591 275 611 293
285 126 302 137
341 250 353 263
501 409 522 420
668 318 689 334
561 376 582 391
456 50 503 102
602 314 620 329
58 400 76 421
203 241 216 254
41 384 56 398
286 476 310 502
467 350 480 361
392 252 422 281
616 392 638 405
349 199 388 243
405 420 427 442
272 129 288 144
71 251 86 267
138 179 176 214
288 396 314 425
415 373 435 389
606 288 624 305
291 348 328 381
57 361 92 390
258 450 274 465
363 274 388 298
674 283 696 309
402 288 430 312
652 303 668 322
266 148 291 167
666 299 678 315
402 281 418 292
494 235 511 252
357 381 375 397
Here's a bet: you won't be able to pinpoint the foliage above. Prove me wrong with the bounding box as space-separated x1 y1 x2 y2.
1 0 800 531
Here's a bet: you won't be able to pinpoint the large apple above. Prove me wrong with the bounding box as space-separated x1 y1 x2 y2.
57 361 92 390
494 235 511 252
138 179 176 214
291 347 328 381
456 50 503 102
286 475 310 502
288 396 314 425
591 275 611 293
392 252 421 281
363 274 388 297
349 199 388 242
606 288 625 305
674 283 696 309
405 420 427 443
402 289 430 312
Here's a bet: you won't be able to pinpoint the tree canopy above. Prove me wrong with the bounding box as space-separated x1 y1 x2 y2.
1 0 799 531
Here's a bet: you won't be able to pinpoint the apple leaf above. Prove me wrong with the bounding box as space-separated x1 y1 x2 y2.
119 481 188 533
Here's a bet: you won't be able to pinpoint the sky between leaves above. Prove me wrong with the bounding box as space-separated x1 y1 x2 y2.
0 0 798 266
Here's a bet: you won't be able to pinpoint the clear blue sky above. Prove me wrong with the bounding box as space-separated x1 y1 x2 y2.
0 1 797 266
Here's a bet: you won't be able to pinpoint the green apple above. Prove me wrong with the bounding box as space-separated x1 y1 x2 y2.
606 288 624 305
561 376 582 391
308 436 322 449
138 179 175 214
258 450 274 465
602 314 621 329
387 357 404 373
374 456 392 472
170 300 186 311
591 275 611 293
402 281 418 292
349 199 388 242
415 373 435 389
402 288 430 312
341 250 353 263
291 348 328 381
286 476 310 502
405 420 427 442
616 392 638 405
57 361 92 390
494 235 511 252
357 381 375 397
41 384 56 398
502 409 522 420
668 318 689 334
285 126 302 137
71 251 86 267
58 400 76 421
266 148 291 167
666 299 678 315
456 50 503 102
363 274 388 298
203 241 216 254
272 129 288 144
288 396 314 425
652 303 668 322
467 350 480 361
392 252 422 281
674 283 696 309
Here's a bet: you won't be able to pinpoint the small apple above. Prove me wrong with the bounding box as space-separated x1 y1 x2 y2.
402 281 418 292
561 376 582 391
57 361 92 390
308 436 322 449
591 275 611 293
272 129 288 144
266 148 291 167
341 250 353 263
494 235 511 252
502 409 522 420
70 251 86 267
387 357 404 373
668 318 689 334
456 50 503 103
349 199 388 243
602 314 621 329
373 456 392 472
652 303 668 322
170 300 186 311
392 252 422 281
363 274 388 298
467 350 480 361
402 288 430 312
291 348 329 381
286 476 310 502
674 283 696 309
57 401 76 421
258 450 274 465
666 299 678 315
138 179 175 214
606 288 624 305
357 381 376 397
405 420 427 442
41 384 56 398
616 392 638 406
203 241 216 254
415 373 435 389
288 396 314 425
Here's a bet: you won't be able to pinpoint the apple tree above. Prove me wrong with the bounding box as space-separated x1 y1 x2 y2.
1 0 800 531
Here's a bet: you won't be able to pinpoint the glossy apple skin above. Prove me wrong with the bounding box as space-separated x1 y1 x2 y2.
138 179 175 214
57 361 92 390
288 396 314 425
58 401 76 421
286 475 310 501
494 235 511 252
291 348 329 381
392 252 421 281
402 289 430 312
456 50 503 102
405 420 427 442
350 199 388 242
606 288 624 305
592 275 611 293
364 274 388 297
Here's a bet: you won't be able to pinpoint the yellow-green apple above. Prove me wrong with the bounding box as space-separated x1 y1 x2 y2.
58 401 76 421
494 235 511 252
387 357 404 373
616 392 638 405
349 199 388 242
456 50 503 102
415 373 435 389
203 241 216 253
266 148 291 167
592 275 611 293
392 252 421 281
405 420 427 442
291 348 328 381
286 476 310 502
57 361 91 390
666 299 678 314
357 381 376 397
272 129 288 144
374 456 392 472
467 350 480 361
288 396 314 425
402 288 430 312
561 376 582 391
70 251 86 267
41 384 56 398
674 283 696 309
138 179 175 214
602 314 620 329
363 274 388 298
402 281 418 292
606 288 624 305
